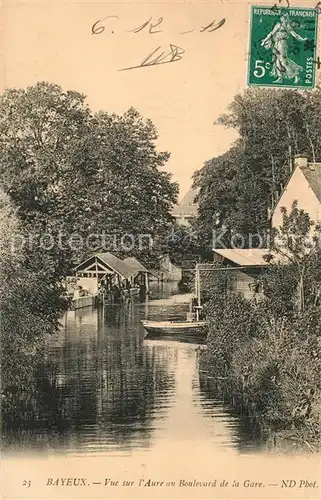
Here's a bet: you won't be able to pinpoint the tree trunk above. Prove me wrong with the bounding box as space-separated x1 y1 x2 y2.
298 273 305 312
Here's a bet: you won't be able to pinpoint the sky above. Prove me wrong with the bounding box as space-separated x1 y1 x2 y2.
1 0 319 198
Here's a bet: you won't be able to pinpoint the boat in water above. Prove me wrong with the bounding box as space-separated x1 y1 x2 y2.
141 319 208 338
142 265 208 339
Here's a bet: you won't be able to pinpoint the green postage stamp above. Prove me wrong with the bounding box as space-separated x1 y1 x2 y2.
248 6 319 88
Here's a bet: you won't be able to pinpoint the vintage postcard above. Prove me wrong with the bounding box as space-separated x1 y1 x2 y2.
1 0 321 499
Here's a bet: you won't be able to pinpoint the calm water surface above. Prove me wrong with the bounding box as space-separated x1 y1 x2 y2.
3 283 264 457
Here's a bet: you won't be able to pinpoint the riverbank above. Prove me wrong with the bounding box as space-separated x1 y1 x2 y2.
147 292 193 306
199 291 321 455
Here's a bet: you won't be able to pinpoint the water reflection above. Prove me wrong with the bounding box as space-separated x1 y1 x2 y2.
2 283 264 457
198 373 265 454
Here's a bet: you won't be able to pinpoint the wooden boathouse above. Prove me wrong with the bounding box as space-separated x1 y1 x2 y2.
211 249 270 300
73 252 150 305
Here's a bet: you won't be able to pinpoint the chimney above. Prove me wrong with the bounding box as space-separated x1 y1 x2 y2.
294 154 308 169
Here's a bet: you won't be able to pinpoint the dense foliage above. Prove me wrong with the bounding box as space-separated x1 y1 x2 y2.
0 82 178 269
200 206 321 452
193 87 321 249
0 191 67 405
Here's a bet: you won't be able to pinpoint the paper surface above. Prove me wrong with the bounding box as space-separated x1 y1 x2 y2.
1 0 320 499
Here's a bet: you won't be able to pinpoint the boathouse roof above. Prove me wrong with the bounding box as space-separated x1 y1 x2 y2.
212 249 283 267
123 257 150 274
75 252 137 280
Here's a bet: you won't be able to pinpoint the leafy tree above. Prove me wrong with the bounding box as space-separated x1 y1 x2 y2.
78 109 178 265
265 200 321 313
159 223 202 267
192 144 240 249
0 82 178 270
0 190 65 405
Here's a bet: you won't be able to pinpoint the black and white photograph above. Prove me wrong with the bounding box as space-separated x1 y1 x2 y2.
1 0 320 499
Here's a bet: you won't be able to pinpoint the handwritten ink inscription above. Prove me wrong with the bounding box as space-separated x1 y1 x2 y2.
129 16 164 34
91 14 225 71
119 44 185 71
92 16 119 35
91 15 226 36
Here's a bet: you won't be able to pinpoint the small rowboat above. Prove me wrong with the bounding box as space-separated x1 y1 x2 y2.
143 267 207 339
141 319 208 337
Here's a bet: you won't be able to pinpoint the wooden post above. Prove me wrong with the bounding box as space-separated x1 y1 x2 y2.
95 256 99 293
117 274 123 302
145 272 149 294
145 293 149 319
196 265 201 306
195 264 201 321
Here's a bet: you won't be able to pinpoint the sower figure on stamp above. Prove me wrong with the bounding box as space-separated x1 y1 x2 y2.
261 13 307 84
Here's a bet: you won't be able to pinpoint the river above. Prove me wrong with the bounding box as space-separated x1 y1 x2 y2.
2 282 264 458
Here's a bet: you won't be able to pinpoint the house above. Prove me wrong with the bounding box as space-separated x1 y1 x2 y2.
272 154 321 231
172 188 199 227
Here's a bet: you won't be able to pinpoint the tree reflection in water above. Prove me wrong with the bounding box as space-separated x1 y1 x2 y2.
3 295 259 457
198 372 265 454
2 305 175 454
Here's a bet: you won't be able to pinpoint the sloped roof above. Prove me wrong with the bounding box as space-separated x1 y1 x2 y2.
172 188 199 217
300 163 321 203
123 257 150 274
96 253 137 279
212 249 284 267
75 252 137 279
